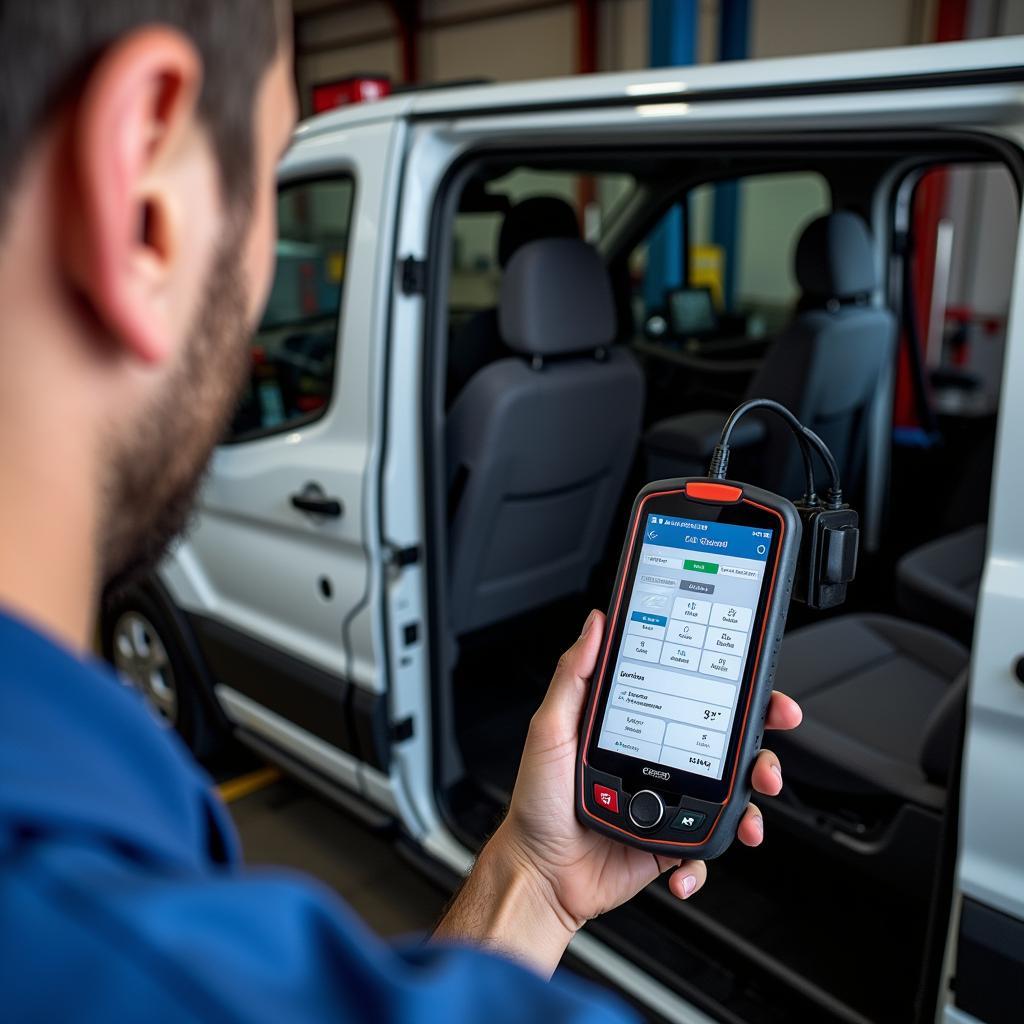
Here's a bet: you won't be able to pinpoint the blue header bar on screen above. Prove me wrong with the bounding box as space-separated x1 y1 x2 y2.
643 514 773 562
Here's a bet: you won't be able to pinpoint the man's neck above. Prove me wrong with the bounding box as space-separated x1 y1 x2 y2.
0 422 99 654
0 155 105 655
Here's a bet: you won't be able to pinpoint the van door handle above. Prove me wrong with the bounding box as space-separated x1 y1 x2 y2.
290 483 343 519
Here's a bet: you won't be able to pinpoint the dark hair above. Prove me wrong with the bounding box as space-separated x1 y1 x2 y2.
0 1 286 224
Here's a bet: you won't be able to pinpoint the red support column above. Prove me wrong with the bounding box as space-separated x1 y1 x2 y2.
388 0 420 85
935 0 968 42
576 0 597 74
894 0 967 428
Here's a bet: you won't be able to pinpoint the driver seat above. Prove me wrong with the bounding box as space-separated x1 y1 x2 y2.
644 211 897 499
446 238 644 638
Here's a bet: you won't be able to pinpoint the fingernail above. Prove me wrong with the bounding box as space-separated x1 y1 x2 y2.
682 874 697 897
770 763 783 785
753 813 764 836
580 610 598 639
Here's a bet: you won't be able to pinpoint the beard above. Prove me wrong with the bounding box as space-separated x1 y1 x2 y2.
100 216 254 596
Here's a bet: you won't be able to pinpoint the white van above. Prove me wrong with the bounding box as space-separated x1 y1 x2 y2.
101 37 1024 1024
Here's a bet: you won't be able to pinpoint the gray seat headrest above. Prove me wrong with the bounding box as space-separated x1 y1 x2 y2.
498 238 616 357
498 196 579 268
795 211 876 300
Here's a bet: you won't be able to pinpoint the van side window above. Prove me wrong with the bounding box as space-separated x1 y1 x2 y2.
899 162 1017 422
889 160 1019 537
226 176 355 443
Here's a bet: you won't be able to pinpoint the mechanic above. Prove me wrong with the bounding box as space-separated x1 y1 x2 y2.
0 3 802 1019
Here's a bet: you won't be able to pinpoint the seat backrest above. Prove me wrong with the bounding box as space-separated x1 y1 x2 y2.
742 211 897 499
446 238 644 637
446 196 580 404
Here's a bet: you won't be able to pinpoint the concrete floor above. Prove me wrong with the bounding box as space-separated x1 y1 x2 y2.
225 771 448 939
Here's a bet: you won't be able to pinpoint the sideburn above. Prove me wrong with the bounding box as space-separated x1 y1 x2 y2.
100 215 254 598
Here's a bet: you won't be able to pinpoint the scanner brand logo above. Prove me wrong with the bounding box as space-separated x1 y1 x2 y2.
642 766 671 780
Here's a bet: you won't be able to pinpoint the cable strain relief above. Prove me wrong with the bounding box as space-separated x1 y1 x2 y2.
826 487 843 510
708 444 730 480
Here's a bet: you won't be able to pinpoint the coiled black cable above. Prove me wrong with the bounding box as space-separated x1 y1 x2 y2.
708 398 844 509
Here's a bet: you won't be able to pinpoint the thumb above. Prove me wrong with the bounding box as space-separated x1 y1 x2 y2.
542 610 605 724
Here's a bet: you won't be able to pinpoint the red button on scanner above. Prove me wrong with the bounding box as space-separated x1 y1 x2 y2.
593 784 619 813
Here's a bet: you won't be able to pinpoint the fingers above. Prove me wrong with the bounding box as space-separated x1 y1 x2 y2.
737 803 765 847
751 748 783 797
765 690 802 731
667 860 708 900
540 610 605 724
747 746 783 847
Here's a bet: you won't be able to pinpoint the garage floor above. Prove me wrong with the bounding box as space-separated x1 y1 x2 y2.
221 766 448 939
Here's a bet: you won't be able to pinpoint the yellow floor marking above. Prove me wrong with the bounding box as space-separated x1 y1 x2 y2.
217 766 282 804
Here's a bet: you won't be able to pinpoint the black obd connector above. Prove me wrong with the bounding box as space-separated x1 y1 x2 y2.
792 503 859 610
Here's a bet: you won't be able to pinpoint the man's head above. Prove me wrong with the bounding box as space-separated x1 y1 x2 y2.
0 2 296 591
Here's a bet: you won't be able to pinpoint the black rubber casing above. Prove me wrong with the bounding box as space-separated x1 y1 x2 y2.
575 477 801 859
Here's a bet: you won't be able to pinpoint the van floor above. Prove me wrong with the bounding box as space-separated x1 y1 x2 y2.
453 596 591 795
451 605 930 1024
218 769 447 938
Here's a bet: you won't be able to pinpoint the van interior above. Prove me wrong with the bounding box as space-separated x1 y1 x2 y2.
424 133 1021 1024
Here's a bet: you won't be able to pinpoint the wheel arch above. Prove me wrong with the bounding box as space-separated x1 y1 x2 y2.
100 573 230 735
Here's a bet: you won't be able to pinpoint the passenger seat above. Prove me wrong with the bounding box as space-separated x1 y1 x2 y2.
446 238 644 637
769 613 968 889
896 524 986 644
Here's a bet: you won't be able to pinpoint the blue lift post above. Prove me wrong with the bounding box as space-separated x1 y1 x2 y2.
712 0 751 311
643 0 698 316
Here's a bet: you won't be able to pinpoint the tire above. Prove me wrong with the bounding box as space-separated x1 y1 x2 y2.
100 586 226 762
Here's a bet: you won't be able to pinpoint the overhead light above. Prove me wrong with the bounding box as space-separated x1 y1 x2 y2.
627 81 687 96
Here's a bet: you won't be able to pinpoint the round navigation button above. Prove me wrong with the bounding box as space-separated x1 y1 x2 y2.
628 790 664 830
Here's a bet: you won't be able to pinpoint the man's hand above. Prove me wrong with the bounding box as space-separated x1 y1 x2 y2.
434 610 802 976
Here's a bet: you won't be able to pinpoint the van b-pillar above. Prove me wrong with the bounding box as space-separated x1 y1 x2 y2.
643 0 698 314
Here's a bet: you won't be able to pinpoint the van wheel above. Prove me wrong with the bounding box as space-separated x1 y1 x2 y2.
101 588 224 761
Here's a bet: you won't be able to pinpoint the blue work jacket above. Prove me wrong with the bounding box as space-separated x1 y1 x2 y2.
0 609 635 1022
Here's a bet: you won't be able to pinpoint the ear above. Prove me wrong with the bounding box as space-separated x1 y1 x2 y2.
64 28 206 365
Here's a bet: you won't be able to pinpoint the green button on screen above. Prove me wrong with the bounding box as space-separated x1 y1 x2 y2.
684 559 719 574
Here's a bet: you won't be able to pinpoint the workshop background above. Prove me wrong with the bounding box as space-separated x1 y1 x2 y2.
291 0 1024 109
289 0 1021 370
